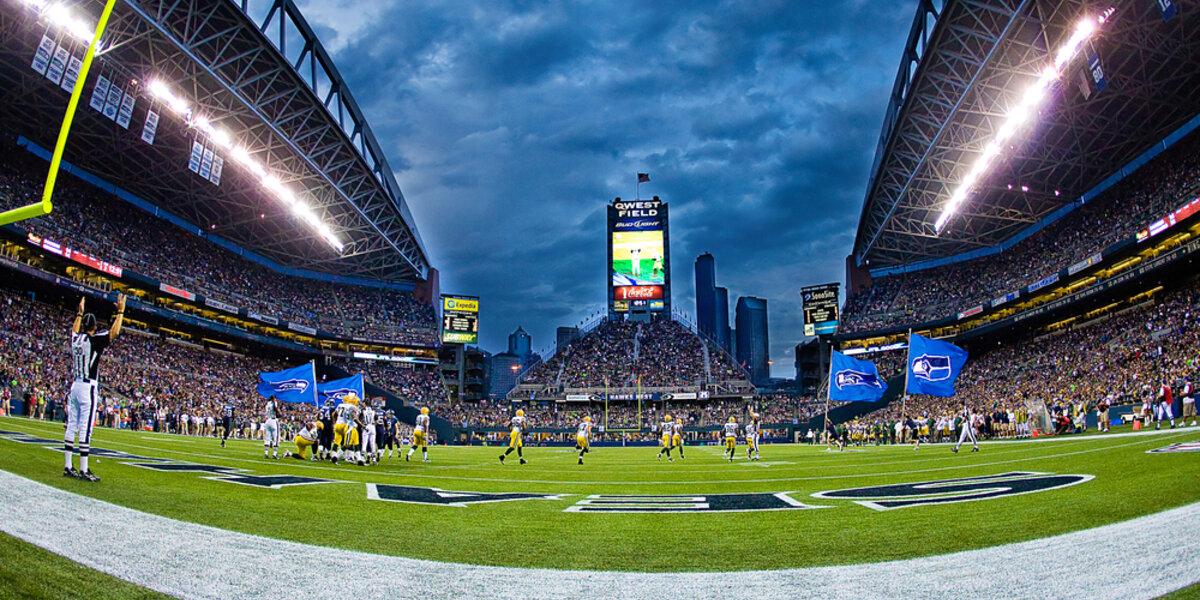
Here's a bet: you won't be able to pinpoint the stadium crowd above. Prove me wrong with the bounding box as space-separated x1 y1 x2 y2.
0 140 437 345
518 318 752 390
327 358 448 405
860 276 1200 437
842 128 1200 333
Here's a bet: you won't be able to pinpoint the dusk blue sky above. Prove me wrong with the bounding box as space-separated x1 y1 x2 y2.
298 0 917 377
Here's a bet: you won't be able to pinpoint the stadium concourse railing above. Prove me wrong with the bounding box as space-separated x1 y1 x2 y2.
838 194 1200 343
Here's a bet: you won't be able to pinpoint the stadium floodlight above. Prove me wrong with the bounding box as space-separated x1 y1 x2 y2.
934 10 1111 234
40 2 106 52
146 81 344 253
0 0 116 228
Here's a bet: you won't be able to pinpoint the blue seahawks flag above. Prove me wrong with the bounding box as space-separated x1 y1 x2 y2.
829 351 888 402
906 334 968 397
256 363 317 404
318 374 364 405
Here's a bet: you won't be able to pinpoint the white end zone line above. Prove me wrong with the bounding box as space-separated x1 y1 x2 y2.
0 469 1197 600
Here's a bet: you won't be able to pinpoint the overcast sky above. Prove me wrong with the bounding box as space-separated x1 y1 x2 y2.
297 0 917 377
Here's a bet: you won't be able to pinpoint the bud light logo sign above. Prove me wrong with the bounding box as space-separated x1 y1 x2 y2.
272 378 310 393
910 354 951 382
613 218 662 232
835 370 883 389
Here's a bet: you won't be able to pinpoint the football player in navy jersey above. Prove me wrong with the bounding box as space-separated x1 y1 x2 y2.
316 399 336 461
220 403 236 448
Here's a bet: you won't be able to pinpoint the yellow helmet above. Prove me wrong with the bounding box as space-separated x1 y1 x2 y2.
584 416 592 423
728 416 736 423
344 393 359 405
516 409 525 417
664 415 672 422
420 407 429 415
751 412 759 420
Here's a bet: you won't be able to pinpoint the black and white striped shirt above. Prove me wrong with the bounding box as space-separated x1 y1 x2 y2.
70 332 111 382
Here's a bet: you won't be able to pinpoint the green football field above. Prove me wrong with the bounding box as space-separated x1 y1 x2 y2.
0 415 1198 598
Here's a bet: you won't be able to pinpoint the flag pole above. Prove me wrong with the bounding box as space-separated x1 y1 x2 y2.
824 339 833 449
311 361 319 407
903 329 912 417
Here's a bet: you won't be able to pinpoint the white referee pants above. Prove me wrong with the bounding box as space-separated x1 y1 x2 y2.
956 421 977 449
362 428 377 456
65 380 98 445
263 419 280 447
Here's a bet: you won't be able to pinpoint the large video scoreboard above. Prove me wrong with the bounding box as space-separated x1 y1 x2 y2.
441 295 479 344
801 283 839 337
608 196 670 316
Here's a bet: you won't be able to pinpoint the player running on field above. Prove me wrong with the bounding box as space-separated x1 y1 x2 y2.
656 415 675 462
723 416 738 462
499 409 527 465
407 407 431 462
576 416 592 465
284 421 320 461
745 413 761 461
64 294 125 482
220 402 235 448
672 416 685 459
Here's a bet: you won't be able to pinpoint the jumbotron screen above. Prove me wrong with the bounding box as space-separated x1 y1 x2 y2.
441 295 479 344
611 230 665 287
801 283 839 336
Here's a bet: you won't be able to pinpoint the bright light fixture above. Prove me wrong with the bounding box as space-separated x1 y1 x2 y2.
146 81 344 252
934 10 1111 234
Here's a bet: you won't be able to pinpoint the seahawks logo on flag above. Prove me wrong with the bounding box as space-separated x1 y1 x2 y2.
323 387 356 401
910 354 952 382
835 369 884 389
271 378 310 393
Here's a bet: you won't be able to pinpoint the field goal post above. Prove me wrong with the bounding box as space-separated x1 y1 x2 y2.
1025 398 1055 437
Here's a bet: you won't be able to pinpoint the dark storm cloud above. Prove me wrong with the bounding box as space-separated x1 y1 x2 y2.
300 0 917 374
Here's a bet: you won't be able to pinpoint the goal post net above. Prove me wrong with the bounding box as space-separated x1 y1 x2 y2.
1024 398 1055 437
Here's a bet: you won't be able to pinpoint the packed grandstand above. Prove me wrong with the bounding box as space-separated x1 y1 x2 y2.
0 0 1194 448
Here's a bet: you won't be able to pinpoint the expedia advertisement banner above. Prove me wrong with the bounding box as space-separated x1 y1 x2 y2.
256 363 317 404
442 295 480 344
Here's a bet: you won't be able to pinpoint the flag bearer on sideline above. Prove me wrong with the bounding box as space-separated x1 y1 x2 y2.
952 402 979 453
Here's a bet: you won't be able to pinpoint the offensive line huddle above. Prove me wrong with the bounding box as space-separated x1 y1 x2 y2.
225 394 433 466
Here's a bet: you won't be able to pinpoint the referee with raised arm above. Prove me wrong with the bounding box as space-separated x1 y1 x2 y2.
64 294 125 481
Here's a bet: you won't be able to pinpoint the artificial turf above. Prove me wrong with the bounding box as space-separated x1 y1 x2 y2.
0 415 1197 573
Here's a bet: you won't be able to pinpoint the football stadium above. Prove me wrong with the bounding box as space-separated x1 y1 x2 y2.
0 0 1198 598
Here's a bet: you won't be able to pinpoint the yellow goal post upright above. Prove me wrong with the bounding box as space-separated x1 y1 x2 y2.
0 0 118 227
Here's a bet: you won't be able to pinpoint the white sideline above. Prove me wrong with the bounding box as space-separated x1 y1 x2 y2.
0 470 1197 600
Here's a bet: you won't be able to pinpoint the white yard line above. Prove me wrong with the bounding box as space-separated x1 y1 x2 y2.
0 469 1196 600
1 417 1192 489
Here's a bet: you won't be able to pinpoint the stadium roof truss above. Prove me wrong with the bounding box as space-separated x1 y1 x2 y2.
853 0 1200 268
0 0 430 282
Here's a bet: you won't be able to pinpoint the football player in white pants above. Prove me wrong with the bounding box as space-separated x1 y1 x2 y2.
64 295 125 481
952 403 979 453
262 396 280 459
